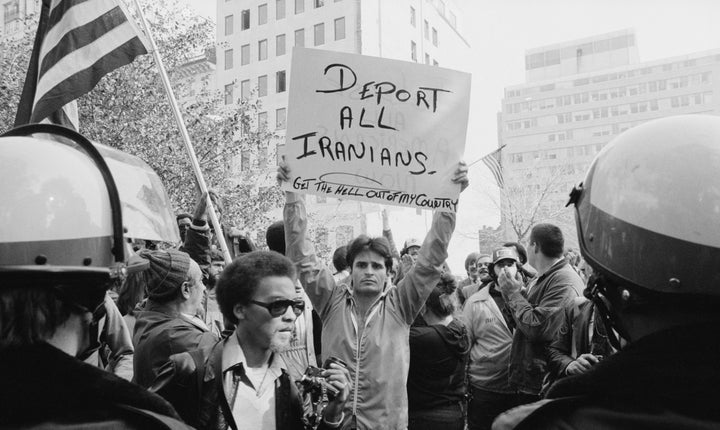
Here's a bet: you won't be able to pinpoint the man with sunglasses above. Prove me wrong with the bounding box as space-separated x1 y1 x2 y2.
278 161 469 430
152 251 351 429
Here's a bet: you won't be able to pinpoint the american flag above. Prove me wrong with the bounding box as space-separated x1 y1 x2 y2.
481 145 505 188
15 0 149 130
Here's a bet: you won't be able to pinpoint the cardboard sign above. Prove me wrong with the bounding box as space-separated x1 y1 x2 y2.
282 48 471 212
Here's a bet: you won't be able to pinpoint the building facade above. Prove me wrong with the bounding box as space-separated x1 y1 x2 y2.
498 29 720 248
216 0 471 256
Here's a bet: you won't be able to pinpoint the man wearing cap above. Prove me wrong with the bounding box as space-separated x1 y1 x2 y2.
497 224 583 404
463 247 521 430
133 248 219 388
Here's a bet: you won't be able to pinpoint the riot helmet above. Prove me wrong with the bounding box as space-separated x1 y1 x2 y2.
0 124 126 312
567 115 720 346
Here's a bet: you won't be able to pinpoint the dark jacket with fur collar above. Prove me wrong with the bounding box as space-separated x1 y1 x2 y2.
493 322 720 430
0 342 191 429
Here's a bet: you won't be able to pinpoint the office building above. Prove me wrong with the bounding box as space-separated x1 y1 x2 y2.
498 29 720 248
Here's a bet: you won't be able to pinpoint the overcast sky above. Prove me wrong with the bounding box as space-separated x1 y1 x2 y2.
186 0 720 271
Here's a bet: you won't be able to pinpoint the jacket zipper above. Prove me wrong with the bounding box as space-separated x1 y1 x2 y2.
350 299 383 416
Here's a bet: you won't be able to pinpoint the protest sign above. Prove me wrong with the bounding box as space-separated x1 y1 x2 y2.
281 48 471 212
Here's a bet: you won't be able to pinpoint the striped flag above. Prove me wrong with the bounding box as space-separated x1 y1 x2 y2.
15 0 149 130
481 145 505 188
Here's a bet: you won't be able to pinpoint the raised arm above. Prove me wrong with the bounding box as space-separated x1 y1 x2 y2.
279 162 338 318
393 162 467 324
381 209 402 261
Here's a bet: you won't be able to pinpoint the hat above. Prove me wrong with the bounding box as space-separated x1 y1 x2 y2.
403 238 421 252
492 247 520 265
139 249 191 301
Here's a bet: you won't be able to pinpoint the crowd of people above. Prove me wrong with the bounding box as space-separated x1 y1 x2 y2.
2 114 720 430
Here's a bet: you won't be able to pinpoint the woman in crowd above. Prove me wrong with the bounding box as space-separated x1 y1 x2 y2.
407 272 470 430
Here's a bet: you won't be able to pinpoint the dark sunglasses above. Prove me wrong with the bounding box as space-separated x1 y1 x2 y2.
250 299 305 317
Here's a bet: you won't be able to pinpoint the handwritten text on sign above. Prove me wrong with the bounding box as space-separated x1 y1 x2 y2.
282 48 471 212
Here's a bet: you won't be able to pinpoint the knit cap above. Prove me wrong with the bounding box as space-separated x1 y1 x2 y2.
138 248 191 301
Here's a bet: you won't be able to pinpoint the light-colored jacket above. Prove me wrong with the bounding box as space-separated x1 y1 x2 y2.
284 195 455 430
462 284 513 393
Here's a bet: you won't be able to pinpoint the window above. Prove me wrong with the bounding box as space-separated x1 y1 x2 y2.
295 28 305 47
241 44 250 65
224 15 233 36
314 23 325 46
276 34 286 56
448 10 457 28
224 49 233 70
438 0 445 15
241 79 251 100
433 60 439 66
410 6 416 26
258 39 268 61
241 9 250 30
334 17 345 41
276 70 287 92
425 53 430 64
314 0 324 7
224 84 233 105
411 41 417 62
240 151 250 171
258 75 268 97
258 3 267 25
276 0 285 19
424 20 429 40
258 112 268 129
432 27 438 46
276 108 287 129
4 0 18 24
295 0 304 14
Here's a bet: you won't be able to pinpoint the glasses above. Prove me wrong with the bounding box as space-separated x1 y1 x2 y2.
250 299 305 317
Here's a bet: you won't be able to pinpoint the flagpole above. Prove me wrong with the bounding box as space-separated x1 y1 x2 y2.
132 0 232 264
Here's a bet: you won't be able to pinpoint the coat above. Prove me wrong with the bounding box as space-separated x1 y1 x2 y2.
133 300 218 388
284 195 455 430
0 342 190 429
462 284 514 393
502 259 583 395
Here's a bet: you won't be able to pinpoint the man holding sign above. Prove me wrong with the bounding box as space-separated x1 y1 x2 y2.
279 159 468 430
278 48 471 429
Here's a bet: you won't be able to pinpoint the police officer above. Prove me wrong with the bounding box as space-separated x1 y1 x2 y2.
0 125 190 429
493 115 720 429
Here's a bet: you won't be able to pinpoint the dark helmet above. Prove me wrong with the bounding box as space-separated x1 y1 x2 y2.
568 115 720 349
0 124 126 310
568 115 720 300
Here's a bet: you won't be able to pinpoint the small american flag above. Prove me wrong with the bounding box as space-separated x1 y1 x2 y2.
481 145 505 188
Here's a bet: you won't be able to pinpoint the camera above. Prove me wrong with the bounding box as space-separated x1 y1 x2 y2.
298 356 347 399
